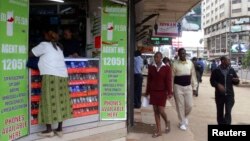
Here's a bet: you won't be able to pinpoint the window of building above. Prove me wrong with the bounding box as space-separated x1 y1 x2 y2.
212 37 215 48
216 36 220 53
215 15 218 19
215 8 218 12
248 7 250 11
204 28 207 35
220 12 224 17
222 21 226 28
217 23 221 30
213 25 216 31
220 4 224 9
232 8 242 13
232 0 241 4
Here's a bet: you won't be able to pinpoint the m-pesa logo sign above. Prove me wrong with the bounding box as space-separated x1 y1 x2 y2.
7 11 14 36
0 11 28 37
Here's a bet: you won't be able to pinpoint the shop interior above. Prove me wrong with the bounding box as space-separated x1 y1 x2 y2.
29 0 88 56
28 0 102 134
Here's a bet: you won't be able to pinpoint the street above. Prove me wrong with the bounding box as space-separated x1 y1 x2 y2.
238 69 250 80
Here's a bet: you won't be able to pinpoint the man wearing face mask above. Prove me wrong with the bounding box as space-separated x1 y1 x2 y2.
210 56 239 125
172 48 198 131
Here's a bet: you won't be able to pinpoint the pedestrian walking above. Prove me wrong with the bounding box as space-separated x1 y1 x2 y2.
172 48 198 131
134 50 143 108
146 52 172 138
163 57 171 66
30 29 72 137
210 60 217 72
191 57 202 97
197 58 204 82
210 56 239 125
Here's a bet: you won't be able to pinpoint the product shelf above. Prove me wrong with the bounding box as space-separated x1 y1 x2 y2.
67 67 99 74
88 90 98 96
31 119 38 125
31 109 39 115
72 102 98 109
73 110 98 118
31 70 40 75
31 95 40 102
70 92 88 98
70 90 98 98
31 82 41 89
68 79 98 85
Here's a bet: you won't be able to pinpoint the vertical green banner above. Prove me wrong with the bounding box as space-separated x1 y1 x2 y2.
100 0 127 120
0 0 29 140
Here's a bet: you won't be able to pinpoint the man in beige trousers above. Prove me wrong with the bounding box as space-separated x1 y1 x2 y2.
172 48 198 131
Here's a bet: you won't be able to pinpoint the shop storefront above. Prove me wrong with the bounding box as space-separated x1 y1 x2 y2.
0 0 128 140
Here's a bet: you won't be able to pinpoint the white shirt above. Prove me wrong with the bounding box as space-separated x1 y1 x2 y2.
152 62 166 72
32 42 68 77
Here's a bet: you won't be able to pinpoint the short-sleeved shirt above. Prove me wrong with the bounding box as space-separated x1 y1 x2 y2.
134 56 143 74
32 42 68 77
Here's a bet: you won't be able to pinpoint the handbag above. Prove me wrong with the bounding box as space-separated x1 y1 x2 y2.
141 96 149 107
26 56 39 70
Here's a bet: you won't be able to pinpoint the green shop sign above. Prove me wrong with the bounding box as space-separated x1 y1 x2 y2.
0 0 29 140
100 0 127 120
150 37 172 45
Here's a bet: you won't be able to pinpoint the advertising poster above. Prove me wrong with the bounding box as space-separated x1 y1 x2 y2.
153 22 178 37
0 0 29 140
100 0 127 120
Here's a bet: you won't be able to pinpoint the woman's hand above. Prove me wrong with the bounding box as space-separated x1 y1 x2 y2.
167 94 173 99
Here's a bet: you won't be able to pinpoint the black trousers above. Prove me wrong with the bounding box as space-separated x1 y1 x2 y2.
215 94 235 125
134 74 143 108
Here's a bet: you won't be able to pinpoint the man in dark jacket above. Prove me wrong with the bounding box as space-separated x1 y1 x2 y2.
210 56 239 125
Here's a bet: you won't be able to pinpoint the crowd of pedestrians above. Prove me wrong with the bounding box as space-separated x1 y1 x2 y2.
134 48 240 138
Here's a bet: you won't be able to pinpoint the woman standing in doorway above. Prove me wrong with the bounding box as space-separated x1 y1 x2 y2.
146 52 172 138
30 29 72 137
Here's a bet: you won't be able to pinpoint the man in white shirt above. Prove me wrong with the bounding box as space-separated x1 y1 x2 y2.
134 50 143 108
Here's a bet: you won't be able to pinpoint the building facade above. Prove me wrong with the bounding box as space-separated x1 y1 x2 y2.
202 0 250 62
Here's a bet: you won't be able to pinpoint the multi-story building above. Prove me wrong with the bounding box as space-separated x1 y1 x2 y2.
202 0 250 62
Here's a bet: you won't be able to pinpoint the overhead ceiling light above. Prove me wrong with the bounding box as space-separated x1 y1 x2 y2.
48 0 64 3
60 7 72 14
109 0 127 6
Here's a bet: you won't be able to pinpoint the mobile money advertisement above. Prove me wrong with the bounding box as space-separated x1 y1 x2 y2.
0 0 29 140
100 0 127 120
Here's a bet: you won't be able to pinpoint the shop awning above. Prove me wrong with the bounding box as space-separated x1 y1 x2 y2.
136 0 201 33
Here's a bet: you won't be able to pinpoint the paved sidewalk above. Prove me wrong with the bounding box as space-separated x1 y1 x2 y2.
126 72 196 141
126 100 196 141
